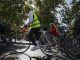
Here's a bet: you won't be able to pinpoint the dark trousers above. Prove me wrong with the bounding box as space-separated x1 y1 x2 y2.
28 27 40 46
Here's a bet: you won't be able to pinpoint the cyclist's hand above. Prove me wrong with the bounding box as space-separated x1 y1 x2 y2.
22 26 29 32
21 27 26 32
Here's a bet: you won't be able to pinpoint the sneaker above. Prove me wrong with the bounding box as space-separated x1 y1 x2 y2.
35 40 39 44
31 44 40 51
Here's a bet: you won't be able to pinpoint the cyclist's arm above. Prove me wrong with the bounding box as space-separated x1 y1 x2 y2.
24 11 33 27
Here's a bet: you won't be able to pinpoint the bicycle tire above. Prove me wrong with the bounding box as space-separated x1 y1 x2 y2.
64 34 80 60
39 32 59 55
12 32 30 53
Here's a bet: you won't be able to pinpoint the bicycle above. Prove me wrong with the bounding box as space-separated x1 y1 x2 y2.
13 24 65 55
21 25 59 55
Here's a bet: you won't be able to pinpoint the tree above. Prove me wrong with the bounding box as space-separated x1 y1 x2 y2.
64 0 80 22
34 0 65 26
0 0 25 27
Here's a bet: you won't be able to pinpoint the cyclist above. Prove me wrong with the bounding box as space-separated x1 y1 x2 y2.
22 6 41 51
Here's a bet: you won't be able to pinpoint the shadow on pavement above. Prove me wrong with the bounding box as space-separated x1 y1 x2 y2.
0 52 31 60
0 43 72 60
0 52 48 60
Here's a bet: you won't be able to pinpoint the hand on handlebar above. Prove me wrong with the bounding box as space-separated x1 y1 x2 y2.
20 25 28 32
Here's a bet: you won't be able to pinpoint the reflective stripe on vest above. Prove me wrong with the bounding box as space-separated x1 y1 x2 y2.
30 12 40 28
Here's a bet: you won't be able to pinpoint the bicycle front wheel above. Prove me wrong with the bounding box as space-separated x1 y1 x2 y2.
12 33 30 53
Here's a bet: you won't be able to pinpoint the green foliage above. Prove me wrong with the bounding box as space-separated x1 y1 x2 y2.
35 0 64 26
0 0 25 27
63 0 80 24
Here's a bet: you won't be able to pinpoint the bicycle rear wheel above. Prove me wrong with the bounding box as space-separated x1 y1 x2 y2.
39 32 59 55
12 32 30 53
64 35 80 60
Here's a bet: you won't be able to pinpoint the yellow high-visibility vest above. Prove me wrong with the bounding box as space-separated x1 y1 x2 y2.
30 12 40 28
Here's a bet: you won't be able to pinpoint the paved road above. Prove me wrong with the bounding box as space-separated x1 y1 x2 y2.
0 44 72 60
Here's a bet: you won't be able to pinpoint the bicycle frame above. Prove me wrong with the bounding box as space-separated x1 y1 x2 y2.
40 30 51 45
